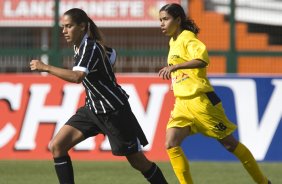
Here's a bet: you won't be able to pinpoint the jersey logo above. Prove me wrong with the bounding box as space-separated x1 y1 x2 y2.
170 55 180 60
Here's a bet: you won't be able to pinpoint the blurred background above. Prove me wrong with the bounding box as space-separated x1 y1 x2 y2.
1 1 282 183
1 0 282 160
1 0 281 74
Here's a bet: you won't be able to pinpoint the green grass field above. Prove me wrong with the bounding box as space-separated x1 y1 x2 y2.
0 160 280 184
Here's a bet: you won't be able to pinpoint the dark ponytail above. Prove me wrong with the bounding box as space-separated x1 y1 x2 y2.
160 3 200 35
64 8 104 43
87 17 104 43
181 18 199 35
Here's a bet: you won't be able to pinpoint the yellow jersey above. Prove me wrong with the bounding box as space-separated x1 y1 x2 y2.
168 30 214 97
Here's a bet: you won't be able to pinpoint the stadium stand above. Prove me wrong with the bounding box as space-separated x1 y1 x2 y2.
205 0 282 26
190 0 282 74
205 0 282 45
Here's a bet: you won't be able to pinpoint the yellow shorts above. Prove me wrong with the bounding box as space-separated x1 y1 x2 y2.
167 92 237 139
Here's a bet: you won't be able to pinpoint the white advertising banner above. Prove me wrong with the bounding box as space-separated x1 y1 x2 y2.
0 0 181 27
0 74 281 161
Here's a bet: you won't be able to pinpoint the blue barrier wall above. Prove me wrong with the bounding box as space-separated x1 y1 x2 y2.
182 76 282 161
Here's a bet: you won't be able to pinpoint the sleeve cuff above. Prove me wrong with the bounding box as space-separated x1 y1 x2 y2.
73 66 89 74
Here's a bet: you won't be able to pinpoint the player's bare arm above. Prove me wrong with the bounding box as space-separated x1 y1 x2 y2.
174 59 207 70
30 59 86 83
158 59 207 80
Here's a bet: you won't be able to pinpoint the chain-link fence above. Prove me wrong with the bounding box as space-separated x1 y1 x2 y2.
0 0 282 74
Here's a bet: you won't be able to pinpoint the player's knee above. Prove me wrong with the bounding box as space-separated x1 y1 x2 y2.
126 152 151 172
129 160 144 171
221 142 237 152
165 139 180 149
49 140 64 157
222 144 232 152
219 135 239 152
165 142 172 149
49 141 57 156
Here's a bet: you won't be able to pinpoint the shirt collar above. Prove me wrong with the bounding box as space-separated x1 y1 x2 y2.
74 33 88 55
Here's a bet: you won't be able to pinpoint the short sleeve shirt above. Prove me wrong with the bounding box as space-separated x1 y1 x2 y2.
73 34 129 114
168 30 214 97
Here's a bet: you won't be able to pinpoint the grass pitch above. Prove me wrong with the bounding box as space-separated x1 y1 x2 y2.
0 160 281 184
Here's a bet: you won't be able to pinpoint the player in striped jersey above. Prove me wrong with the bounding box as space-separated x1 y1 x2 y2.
30 8 167 184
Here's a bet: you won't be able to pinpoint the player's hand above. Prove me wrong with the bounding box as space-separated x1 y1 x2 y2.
30 60 48 72
158 65 175 80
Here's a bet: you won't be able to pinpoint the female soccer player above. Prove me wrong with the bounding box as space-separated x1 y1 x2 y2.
30 8 167 184
158 3 270 184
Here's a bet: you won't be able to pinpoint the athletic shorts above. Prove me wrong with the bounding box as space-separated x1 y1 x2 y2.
167 91 237 139
66 104 148 156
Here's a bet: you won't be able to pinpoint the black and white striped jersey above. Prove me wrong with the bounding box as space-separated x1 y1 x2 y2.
73 35 129 114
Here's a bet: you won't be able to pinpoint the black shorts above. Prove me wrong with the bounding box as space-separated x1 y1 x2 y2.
66 104 148 156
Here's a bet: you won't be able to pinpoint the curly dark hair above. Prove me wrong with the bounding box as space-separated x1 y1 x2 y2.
160 3 200 35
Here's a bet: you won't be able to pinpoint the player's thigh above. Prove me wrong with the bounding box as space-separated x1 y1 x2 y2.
188 93 237 139
167 97 194 129
51 125 85 151
166 127 190 149
98 105 148 156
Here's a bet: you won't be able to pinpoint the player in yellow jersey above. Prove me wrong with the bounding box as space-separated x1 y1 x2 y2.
158 3 271 184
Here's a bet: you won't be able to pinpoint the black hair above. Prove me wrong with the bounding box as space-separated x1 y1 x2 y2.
64 8 104 43
160 3 200 35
